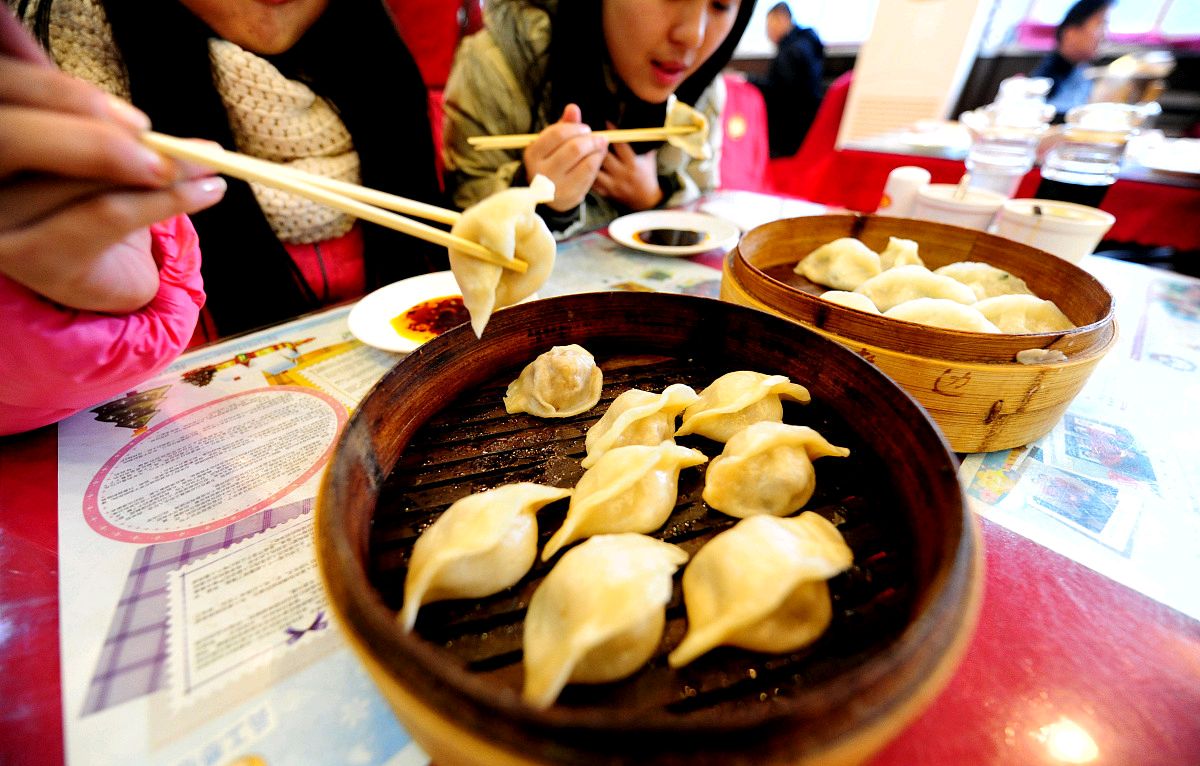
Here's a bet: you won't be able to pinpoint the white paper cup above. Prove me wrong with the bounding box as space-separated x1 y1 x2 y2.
995 199 1116 264
911 184 1006 231
877 166 932 218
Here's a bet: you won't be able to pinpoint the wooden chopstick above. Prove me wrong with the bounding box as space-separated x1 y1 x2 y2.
468 124 698 151
141 132 526 273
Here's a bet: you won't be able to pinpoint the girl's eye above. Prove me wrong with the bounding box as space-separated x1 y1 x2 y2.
711 1 734 13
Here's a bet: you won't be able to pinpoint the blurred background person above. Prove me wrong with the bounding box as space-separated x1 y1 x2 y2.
1031 0 1115 118
749 1 823 158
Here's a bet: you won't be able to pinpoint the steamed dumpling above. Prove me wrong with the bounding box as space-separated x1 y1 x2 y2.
854 265 978 312
542 442 707 560
504 344 603 418
794 238 882 291
449 174 557 336
878 237 924 270
523 534 688 709
668 513 853 667
934 261 1035 301
400 483 572 631
819 290 880 314
676 371 811 443
884 298 1001 333
703 422 850 518
665 96 711 161
975 294 1075 333
582 383 698 468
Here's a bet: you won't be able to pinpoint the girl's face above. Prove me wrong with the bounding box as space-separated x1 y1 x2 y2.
177 0 330 55
602 0 740 104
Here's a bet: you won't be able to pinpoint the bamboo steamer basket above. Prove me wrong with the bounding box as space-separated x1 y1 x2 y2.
721 214 1117 453
317 292 980 766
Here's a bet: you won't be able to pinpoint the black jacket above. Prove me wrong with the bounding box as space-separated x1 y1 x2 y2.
750 25 825 158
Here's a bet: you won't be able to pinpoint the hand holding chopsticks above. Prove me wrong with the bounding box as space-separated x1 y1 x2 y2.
141 132 527 273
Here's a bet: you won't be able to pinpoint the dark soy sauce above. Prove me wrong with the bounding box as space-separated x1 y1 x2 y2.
634 228 707 247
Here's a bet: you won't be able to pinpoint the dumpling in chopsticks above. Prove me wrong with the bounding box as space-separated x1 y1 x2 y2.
582 383 698 468
400 483 571 632
878 237 924 270
884 298 1001 333
819 290 880 314
504 344 603 418
975 294 1075 334
523 534 688 709
449 174 557 337
702 422 850 519
664 96 711 161
676 371 811 443
854 265 977 312
934 261 1035 301
668 513 853 667
542 442 707 560
795 238 882 291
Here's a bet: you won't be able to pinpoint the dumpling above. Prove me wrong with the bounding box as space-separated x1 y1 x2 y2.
854 265 977 312
975 294 1075 334
400 483 572 631
794 238 882 291
676 371 811 443
878 237 924 270
523 534 688 709
449 174 557 336
664 96 711 161
504 344 603 418
582 383 698 468
934 261 1034 301
819 290 880 314
884 298 1001 333
668 513 852 667
542 442 707 560
703 422 850 518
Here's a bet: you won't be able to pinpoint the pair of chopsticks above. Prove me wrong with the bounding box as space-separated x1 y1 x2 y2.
468 125 698 151
141 132 527 273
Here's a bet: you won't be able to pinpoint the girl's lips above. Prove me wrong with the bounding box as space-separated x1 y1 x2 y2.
651 60 688 87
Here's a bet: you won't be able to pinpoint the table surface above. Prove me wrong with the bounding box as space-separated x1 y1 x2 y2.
2 191 1199 766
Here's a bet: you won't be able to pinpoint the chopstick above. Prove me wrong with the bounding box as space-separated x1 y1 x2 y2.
142 132 526 273
468 124 698 151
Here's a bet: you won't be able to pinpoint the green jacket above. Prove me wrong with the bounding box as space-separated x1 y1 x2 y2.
442 0 725 235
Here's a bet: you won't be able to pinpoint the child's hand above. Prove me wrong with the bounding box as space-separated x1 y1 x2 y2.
0 10 225 314
592 126 663 211
522 104 608 213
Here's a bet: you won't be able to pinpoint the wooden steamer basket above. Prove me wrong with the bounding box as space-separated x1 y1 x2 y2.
722 215 1117 453
317 293 981 766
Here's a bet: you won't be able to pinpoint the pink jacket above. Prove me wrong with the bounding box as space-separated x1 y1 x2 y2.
0 216 205 435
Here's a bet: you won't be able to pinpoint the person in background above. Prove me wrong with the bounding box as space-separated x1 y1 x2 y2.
442 0 757 236
749 1 823 158
0 8 223 434
1031 0 1114 118
14 0 445 341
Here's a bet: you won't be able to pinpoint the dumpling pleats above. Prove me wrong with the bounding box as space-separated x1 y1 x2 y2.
582 383 698 468
676 371 811 443
703 422 850 518
542 442 707 560
668 513 853 667
504 344 603 418
523 534 688 709
400 483 571 631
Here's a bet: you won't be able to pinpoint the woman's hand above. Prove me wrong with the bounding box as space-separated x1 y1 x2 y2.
522 104 608 213
0 10 226 314
592 127 663 211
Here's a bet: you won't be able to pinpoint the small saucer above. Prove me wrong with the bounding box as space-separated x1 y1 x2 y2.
348 271 463 353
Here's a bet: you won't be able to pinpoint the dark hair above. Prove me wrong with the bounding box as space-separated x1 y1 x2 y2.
768 2 792 17
1057 0 1114 42
37 0 445 337
545 0 757 147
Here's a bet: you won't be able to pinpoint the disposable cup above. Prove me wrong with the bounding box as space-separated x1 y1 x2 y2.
911 184 1006 231
995 199 1115 264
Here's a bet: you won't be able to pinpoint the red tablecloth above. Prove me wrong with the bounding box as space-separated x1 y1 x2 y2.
767 149 1200 252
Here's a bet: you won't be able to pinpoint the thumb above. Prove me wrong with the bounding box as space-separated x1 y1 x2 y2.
561 103 582 124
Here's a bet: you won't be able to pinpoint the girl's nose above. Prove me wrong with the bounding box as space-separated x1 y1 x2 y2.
668 1 708 50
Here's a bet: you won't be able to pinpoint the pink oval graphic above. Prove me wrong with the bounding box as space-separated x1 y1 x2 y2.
83 387 347 543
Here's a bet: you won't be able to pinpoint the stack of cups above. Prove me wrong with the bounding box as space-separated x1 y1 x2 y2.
876 166 932 218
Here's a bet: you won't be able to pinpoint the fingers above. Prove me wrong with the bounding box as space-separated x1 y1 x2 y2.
0 105 174 185
0 8 51 64
560 103 582 124
0 57 149 131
